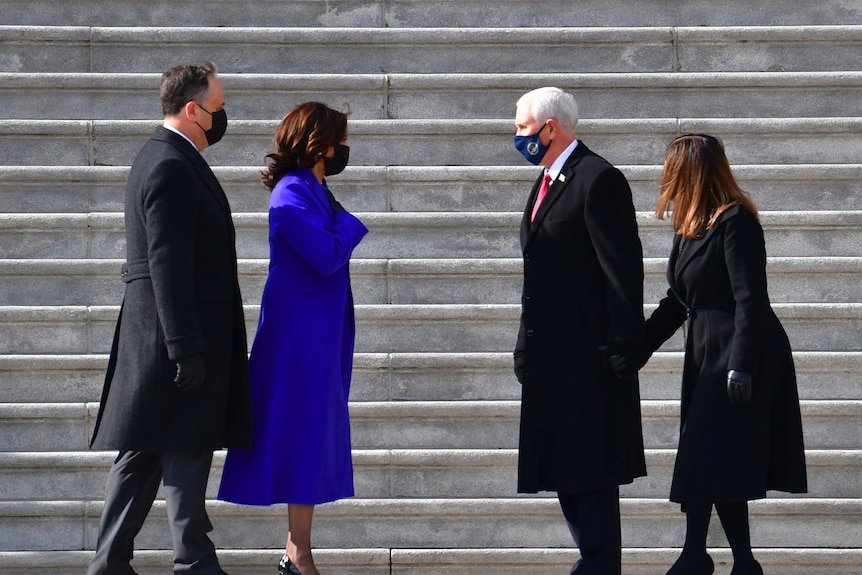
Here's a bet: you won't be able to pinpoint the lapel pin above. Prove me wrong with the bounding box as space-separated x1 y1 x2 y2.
558 174 566 182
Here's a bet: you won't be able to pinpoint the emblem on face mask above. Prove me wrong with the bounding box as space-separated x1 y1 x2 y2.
514 123 549 165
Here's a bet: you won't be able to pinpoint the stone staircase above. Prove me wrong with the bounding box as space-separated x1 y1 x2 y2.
1 1 861 574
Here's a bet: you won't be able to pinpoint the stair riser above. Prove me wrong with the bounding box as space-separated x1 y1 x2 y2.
1 305 859 353
1 353 857 403
1 407 858 451
2 77 861 120
2 454 858 501
2 0 861 27
4 122 862 167
0 548 856 575
2 167 859 213
4 28 860 74
0 499 858 551
2 265 860 306
2 221 860 259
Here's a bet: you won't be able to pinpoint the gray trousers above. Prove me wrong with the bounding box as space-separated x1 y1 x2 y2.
87 450 222 575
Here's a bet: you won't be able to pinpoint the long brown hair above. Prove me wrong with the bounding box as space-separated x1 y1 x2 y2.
656 134 758 239
261 102 348 190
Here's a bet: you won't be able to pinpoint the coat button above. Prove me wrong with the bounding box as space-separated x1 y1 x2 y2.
526 329 535 337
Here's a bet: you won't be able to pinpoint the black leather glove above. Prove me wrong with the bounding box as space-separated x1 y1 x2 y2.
175 354 205 392
727 369 752 405
601 342 648 380
513 352 526 384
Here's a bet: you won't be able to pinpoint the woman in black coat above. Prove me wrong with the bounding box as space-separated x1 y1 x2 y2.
640 135 807 575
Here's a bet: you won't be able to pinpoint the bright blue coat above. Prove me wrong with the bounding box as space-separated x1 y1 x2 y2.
218 168 368 505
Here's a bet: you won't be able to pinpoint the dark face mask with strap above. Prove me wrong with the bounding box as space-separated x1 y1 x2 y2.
324 144 350 176
195 104 228 146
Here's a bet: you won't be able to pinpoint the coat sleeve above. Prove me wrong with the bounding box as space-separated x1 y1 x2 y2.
643 289 687 353
142 157 204 360
723 208 770 373
583 166 645 344
270 178 368 276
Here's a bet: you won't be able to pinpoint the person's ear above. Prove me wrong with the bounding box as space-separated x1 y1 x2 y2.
183 101 198 123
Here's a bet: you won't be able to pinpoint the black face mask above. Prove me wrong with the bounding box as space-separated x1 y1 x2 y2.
323 144 350 176
195 105 228 146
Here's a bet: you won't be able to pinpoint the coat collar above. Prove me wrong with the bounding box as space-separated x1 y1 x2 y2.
287 168 335 215
670 204 746 285
521 142 590 249
151 126 232 220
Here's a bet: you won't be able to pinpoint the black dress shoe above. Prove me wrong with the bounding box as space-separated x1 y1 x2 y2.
277 555 302 575
666 551 714 575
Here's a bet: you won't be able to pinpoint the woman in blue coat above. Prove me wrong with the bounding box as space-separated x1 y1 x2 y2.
218 102 368 575
638 135 807 575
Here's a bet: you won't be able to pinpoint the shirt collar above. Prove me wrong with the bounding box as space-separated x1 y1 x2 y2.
546 139 579 181
162 122 198 151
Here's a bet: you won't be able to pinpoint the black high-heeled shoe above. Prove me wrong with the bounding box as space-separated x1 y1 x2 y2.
277 555 302 575
666 551 715 575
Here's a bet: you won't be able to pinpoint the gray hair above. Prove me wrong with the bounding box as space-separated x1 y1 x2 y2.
517 87 579 131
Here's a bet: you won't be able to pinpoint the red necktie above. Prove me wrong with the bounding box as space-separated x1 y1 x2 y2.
531 172 552 222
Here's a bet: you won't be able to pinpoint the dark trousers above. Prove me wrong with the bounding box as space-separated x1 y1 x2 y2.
87 450 221 575
558 485 622 575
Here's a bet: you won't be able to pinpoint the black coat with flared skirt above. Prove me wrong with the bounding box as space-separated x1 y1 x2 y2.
644 205 807 503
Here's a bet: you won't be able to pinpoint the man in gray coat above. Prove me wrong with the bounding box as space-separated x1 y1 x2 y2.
88 62 252 575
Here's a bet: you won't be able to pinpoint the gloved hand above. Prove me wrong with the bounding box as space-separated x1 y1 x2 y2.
513 352 526 384
727 369 752 405
175 354 206 392
601 342 649 380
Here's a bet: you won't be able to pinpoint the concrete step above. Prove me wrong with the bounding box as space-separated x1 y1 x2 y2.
3 26 862 74
0 548 860 575
2 72 862 120
2 211 862 260
1 448 859 502
2 256 860 306
3 0 861 27
4 117 862 167
0 497 859 551
3 164 860 214
1 351 858 404
1 302 861 354
0 549 388 575
1 400 859 452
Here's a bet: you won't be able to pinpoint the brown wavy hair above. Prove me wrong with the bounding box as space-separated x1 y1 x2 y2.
656 134 758 239
261 102 349 190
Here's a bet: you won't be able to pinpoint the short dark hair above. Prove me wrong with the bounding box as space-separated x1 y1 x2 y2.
160 62 217 116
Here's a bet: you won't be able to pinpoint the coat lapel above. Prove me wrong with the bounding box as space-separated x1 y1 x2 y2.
673 206 743 279
154 127 233 222
523 143 587 250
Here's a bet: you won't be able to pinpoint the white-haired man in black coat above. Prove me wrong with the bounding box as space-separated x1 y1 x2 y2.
513 86 646 575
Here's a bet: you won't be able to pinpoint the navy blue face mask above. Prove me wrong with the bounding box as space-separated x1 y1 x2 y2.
513 123 549 165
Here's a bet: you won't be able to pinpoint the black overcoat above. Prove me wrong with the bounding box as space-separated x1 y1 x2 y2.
644 205 807 502
515 143 647 494
90 127 253 452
